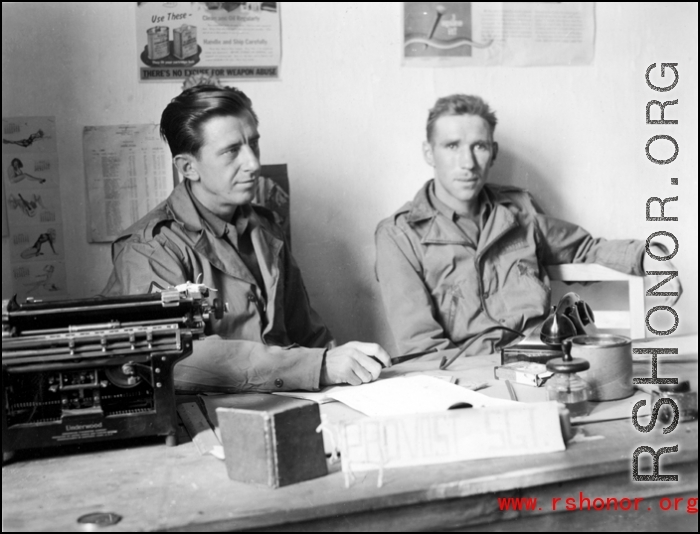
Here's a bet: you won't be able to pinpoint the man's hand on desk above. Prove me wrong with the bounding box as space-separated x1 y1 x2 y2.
644 244 682 306
320 342 391 386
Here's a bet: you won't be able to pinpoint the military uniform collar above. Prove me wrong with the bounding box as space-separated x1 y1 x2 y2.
428 181 493 224
407 179 519 248
166 180 254 240
407 179 508 224
164 180 204 233
188 184 253 247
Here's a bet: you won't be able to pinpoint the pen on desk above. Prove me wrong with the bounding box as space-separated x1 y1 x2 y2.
369 348 440 368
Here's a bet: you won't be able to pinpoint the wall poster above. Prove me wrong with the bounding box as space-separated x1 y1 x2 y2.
403 2 595 67
136 2 281 81
2 116 67 301
83 124 175 243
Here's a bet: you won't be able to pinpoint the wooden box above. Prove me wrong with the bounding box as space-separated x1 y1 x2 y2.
216 395 328 488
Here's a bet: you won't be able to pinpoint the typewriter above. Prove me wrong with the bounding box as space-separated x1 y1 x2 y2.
2 283 220 460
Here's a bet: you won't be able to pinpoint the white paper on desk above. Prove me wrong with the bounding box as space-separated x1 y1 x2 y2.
335 401 565 473
327 375 515 417
272 386 345 404
273 373 463 404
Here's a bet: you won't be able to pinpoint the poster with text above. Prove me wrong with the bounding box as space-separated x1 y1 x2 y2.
403 2 594 66
136 2 281 81
83 124 175 242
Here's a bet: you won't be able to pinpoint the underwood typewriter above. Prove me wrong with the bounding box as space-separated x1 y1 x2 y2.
2 283 220 459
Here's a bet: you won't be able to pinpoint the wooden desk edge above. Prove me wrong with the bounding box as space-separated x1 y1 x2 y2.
163 421 699 532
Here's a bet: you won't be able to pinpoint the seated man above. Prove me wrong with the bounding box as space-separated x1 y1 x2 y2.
103 85 389 392
375 94 679 356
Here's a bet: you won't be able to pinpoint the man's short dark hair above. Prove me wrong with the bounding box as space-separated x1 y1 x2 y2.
426 94 497 142
160 85 258 157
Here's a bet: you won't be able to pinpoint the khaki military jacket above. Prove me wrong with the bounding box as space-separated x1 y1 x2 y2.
103 181 333 392
375 180 645 355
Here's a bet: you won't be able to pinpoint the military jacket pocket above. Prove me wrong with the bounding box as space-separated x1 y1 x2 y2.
439 282 483 343
503 259 551 330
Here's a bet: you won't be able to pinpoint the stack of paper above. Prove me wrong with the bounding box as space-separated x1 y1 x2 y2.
325 375 515 417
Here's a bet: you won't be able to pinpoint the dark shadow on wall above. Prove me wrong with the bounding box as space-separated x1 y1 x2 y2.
307 236 397 354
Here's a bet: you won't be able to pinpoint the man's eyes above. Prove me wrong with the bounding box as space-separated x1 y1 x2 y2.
445 142 489 150
224 140 258 155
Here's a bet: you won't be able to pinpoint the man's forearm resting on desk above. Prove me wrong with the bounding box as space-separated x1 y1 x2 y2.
173 337 391 393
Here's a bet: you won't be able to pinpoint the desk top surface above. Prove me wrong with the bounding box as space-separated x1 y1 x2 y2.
3 336 698 532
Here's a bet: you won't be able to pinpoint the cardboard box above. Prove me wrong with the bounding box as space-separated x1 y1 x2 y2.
494 361 553 387
216 395 328 488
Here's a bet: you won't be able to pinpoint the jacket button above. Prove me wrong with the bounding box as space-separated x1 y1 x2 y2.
483 291 490 299
274 378 284 388
247 294 256 302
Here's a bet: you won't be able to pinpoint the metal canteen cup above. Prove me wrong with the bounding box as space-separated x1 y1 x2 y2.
564 334 634 401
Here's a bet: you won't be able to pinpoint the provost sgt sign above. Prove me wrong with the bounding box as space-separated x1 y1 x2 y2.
136 2 281 82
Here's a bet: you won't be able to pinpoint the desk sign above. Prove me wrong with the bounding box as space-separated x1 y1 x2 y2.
333 402 565 474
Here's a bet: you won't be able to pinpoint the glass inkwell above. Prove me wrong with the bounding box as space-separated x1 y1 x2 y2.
545 339 593 418
539 293 595 417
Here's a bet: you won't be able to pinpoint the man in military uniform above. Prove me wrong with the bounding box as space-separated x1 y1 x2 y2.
104 85 390 392
375 94 679 356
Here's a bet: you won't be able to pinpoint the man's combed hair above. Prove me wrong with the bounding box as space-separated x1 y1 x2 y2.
160 85 258 157
426 94 497 142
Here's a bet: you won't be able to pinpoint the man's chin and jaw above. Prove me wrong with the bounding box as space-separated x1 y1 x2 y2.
198 179 258 209
435 174 486 207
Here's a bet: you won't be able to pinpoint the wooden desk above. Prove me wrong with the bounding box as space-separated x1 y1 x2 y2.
3 338 698 532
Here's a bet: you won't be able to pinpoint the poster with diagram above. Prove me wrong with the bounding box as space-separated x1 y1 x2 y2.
2 116 67 300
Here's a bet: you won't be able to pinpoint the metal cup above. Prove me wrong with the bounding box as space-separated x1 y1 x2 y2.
567 334 634 401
